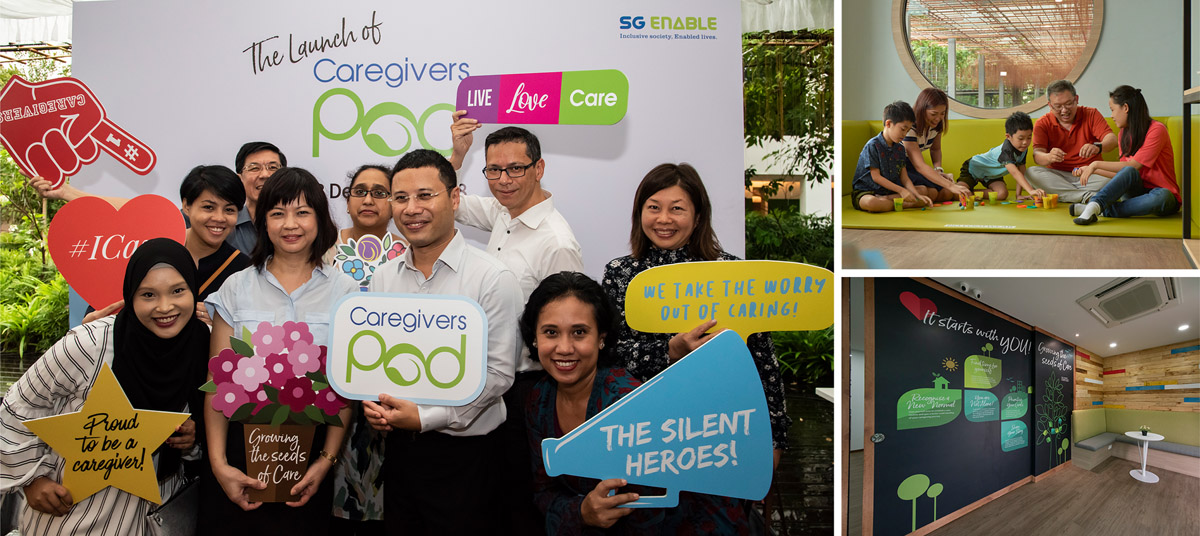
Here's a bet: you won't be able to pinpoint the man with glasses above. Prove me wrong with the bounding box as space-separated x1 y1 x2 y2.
1027 80 1117 203
228 141 287 254
365 149 522 534
449 112 582 534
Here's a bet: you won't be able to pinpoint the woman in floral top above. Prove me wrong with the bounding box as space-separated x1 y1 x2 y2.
602 163 791 462
523 272 757 534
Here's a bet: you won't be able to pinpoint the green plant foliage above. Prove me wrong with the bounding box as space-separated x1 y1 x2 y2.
0 54 72 359
772 327 833 386
745 205 833 271
743 29 833 191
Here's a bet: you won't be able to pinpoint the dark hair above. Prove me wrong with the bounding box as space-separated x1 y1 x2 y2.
519 271 618 367
179 165 245 208
913 88 950 136
250 167 338 270
235 141 287 173
629 163 722 261
1110 85 1150 158
1046 80 1077 98
346 164 393 190
884 100 916 124
484 127 542 163
391 149 457 190
1005 111 1033 135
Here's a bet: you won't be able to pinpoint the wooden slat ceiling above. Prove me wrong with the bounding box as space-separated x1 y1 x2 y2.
907 0 1093 90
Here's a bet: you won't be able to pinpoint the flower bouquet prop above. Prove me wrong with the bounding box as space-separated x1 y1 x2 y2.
200 321 347 501
331 234 406 288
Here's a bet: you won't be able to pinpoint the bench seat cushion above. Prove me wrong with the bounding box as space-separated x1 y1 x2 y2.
1076 432 1120 451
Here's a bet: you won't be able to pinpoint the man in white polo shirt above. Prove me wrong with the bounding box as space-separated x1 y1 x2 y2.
363 149 522 534
450 112 583 534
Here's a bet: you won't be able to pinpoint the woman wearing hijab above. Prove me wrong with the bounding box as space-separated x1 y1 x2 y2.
0 238 210 535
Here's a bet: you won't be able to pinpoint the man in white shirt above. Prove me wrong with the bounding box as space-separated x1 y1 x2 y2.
363 149 522 534
450 113 584 534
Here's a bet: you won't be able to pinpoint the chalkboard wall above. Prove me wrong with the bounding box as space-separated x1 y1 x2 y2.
873 279 1033 536
1033 331 1075 474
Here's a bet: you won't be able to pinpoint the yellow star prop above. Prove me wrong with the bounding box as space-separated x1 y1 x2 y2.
23 363 188 504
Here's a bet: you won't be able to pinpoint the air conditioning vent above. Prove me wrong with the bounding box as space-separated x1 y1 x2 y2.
1076 278 1180 328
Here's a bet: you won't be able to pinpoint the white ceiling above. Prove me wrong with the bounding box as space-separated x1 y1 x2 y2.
929 277 1199 358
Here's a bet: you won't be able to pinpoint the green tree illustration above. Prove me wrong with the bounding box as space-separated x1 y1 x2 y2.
897 474 930 532
926 483 944 521
1034 376 1068 468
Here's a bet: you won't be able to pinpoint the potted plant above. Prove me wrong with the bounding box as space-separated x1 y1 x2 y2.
200 321 347 502
1139 425 1151 436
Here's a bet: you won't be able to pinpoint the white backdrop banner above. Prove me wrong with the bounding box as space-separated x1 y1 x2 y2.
71 0 744 277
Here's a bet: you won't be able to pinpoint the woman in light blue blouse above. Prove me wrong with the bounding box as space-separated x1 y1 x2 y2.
200 167 357 533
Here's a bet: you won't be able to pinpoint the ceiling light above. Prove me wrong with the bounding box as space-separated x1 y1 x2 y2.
1180 324 1190 331
1075 333 1080 337
1109 342 1117 348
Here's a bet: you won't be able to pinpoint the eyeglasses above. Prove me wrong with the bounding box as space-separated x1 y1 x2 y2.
1048 101 1077 113
482 162 536 180
392 188 450 206
345 188 391 199
243 162 282 174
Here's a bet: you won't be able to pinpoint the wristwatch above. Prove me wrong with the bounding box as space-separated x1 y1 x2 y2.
1092 142 1103 150
319 449 339 465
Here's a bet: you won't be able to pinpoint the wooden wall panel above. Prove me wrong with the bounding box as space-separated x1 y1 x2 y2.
1100 340 1200 412
1074 347 1105 410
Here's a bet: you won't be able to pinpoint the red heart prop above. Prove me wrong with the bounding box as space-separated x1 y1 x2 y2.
899 291 937 321
48 195 186 309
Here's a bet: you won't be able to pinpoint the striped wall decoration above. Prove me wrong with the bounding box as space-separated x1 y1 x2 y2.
1185 398 1200 403
1078 351 1091 360
1171 345 1200 355
1103 369 1125 375
1101 405 1125 409
1092 401 1104 405
1123 383 1200 391
1083 378 1103 385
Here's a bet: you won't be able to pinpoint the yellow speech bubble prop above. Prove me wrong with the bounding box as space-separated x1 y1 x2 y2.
23 363 188 504
624 260 833 341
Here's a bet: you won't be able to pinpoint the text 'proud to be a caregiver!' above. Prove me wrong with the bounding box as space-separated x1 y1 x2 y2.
325 294 489 406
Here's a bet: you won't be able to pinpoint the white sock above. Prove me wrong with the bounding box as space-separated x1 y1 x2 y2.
1079 202 1101 220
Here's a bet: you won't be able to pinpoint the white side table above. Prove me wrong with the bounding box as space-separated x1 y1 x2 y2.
1125 431 1165 483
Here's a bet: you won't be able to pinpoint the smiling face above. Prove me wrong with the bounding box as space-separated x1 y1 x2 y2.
182 189 240 250
640 185 696 251
266 194 318 258
1048 91 1079 125
484 141 544 217
239 149 283 206
132 266 194 338
1006 129 1033 153
536 295 603 389
925 104 946 131
347 168 392 230
1108 98 1130 129
390 166 458 250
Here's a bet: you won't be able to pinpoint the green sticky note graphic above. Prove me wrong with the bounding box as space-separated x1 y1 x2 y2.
558 69 629 125
1001 392 1028 419
897 387 962 430
964 390 999 422
1001 420 1028 452
964 355 1001 389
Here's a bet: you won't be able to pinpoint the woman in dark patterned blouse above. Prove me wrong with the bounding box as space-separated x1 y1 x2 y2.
601 163 791 464
523 272 756 534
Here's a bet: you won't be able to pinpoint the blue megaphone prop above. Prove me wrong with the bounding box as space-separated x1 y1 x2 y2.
541 330 773 507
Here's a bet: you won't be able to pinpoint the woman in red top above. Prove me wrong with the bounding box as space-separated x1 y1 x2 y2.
1072 85 1179 224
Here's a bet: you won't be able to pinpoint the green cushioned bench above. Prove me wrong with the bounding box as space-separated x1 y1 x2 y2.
841 117 1200 238
1071 408 1200 476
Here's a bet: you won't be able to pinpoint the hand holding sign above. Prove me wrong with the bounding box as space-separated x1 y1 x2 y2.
23 364 188 504
0 76 156 189
455 69 629 125
625 260 834 341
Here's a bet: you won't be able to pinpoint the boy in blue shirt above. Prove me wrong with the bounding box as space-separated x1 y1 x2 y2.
958 111 1044 201
851 101 932 212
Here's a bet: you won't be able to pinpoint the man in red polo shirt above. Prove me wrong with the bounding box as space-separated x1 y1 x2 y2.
1027 80 1118 203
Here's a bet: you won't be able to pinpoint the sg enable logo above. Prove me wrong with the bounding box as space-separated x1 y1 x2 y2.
326 294 488 406
619 16 718 31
